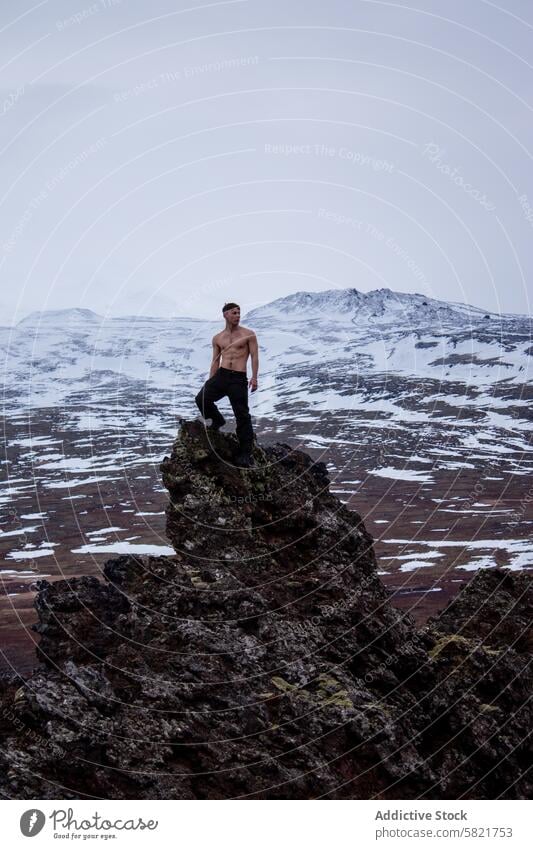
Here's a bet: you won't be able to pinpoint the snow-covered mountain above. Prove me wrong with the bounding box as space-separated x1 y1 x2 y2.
2 287 531 418
246 286 496 322
1 286 532 675
0 283 531 487
16 307 105 328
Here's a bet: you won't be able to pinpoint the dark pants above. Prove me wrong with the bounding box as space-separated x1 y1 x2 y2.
195 367 254 453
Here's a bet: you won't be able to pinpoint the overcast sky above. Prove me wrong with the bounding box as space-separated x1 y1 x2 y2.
1 0 533 324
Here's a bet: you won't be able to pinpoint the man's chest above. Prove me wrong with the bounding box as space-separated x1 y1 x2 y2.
220 332 249 352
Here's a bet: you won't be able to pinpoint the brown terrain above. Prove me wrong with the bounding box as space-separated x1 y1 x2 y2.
1 406 531 677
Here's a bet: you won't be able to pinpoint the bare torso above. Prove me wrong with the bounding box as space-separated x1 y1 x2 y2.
214 325 254 372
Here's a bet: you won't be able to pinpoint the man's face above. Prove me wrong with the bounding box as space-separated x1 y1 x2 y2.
225 307 240 326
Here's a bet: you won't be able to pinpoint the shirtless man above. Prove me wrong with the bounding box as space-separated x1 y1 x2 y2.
195 302 259 467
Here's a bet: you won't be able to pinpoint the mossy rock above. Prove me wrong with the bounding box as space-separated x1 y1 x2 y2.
271 676 297 693
429 634 477 659
480 703 500 714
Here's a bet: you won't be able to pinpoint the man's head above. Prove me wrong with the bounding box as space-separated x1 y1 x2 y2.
222 302 240 326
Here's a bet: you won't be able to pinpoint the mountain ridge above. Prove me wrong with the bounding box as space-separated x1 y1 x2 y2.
245 287 505 323
16 307 104 326
11 286 529 328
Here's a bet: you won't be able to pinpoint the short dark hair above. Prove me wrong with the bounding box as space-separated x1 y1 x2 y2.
222 302 240 313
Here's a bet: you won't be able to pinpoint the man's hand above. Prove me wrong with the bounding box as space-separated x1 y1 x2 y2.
249 377 258 392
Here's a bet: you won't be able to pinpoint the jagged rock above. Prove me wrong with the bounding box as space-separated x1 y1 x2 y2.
0 421 531 799
426 568 533 653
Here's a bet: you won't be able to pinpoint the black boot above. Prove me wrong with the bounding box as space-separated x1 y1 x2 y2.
208 415 226 432
234 449 255 468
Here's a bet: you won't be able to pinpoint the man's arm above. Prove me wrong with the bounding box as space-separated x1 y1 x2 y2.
248 332 259 391
209 337 222 378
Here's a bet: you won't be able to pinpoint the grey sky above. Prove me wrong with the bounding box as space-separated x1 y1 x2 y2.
1 0 532 324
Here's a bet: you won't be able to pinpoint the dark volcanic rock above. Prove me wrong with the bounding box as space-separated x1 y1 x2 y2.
426 568 533 653
0 421 531 799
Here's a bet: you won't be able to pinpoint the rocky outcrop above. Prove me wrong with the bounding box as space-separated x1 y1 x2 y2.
0 421 531 799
